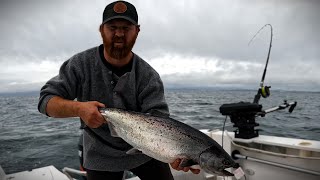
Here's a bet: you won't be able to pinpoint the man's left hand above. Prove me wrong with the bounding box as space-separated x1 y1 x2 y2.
170 159 201 174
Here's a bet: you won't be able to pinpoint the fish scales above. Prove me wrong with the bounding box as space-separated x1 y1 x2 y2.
105 109 213 160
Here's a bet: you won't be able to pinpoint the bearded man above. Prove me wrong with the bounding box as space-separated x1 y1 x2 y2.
38 1 199 180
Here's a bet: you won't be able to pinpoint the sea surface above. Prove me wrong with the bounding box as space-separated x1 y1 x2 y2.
0 89 319 174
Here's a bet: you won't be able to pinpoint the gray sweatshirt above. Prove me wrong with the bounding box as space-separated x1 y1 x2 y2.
38 45 169 171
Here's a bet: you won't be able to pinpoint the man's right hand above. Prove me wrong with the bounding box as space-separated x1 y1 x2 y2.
77 101 106 128
46 96 106 128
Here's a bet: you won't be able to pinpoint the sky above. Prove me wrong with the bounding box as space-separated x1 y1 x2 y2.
1 0 319 93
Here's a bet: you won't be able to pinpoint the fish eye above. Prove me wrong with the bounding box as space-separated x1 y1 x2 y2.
222 159 230 166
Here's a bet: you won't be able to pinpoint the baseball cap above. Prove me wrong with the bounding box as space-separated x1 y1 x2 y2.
102 1 138 25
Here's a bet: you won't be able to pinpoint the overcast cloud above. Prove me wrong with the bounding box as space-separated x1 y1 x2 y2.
1 0 319 93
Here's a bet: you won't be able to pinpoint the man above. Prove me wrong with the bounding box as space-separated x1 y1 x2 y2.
38 1 199 179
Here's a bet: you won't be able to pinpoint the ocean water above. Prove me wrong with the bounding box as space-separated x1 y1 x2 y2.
0 89 319 174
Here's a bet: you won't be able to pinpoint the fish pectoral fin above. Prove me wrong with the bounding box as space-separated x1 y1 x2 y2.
179 159 198 168
126 148 143 155
107 122 120 137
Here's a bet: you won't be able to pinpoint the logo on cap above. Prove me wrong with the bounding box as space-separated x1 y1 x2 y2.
113 2 127 13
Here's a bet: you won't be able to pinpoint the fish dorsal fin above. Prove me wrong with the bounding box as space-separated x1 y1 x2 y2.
179 158 198 168
126 148 143 155
107 121 120 137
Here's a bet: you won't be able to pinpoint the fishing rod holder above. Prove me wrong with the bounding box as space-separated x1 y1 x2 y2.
220 102 262 139
257 100 297 116
219 100 297 139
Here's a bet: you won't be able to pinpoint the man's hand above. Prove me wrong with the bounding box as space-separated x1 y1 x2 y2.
170 159 201 174
46 96 106 128
77 101 106 128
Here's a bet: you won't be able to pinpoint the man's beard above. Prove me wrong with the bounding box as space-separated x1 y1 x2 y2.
101 32 137 60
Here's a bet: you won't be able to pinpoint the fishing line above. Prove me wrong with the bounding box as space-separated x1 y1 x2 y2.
248 24 272 47
222 116 228 149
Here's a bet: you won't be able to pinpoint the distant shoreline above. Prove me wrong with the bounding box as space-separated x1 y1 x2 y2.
0 87 319 96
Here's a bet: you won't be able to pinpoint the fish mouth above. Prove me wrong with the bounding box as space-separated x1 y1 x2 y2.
219 162 239 176
211 168 234 176
222 169 234 176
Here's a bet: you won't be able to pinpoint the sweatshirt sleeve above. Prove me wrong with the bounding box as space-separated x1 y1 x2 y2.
38 57 81 115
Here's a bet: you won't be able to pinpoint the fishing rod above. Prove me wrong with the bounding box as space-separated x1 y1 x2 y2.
219 24 297 139
251 24 273 104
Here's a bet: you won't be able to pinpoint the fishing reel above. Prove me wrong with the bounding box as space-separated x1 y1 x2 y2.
253 85 271 104
260 86 271 98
